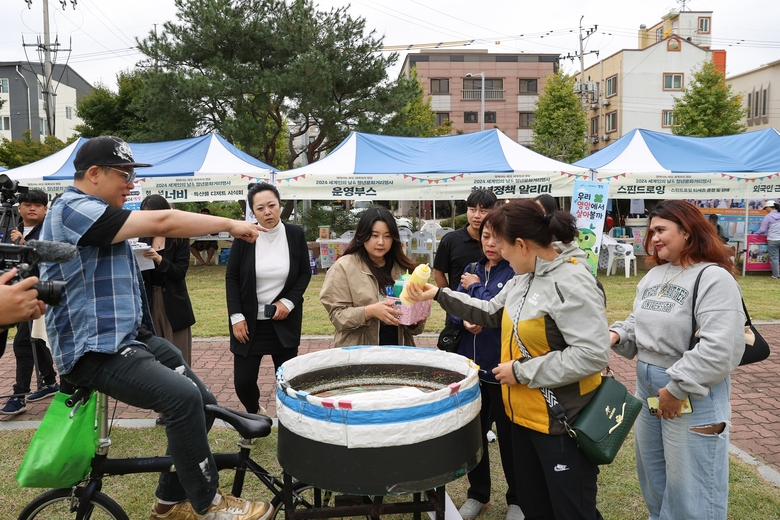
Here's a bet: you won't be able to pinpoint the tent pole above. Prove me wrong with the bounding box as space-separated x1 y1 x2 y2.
743 199 748 277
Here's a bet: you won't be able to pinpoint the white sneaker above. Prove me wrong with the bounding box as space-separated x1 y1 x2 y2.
505 504 524 520
486 430 497 443
458 499 488 520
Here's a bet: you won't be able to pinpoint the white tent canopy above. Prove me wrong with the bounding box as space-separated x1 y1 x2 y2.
5 134 276 203
276 129 588 200
574 128 780 200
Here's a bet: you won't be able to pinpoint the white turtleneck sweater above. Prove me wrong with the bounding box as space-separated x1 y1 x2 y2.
229 220 293 325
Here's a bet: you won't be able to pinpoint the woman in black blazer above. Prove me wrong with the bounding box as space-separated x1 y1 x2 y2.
225 182 312 414
140 195 196 364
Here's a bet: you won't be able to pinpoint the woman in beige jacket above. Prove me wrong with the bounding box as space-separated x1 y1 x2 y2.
320 207 425 347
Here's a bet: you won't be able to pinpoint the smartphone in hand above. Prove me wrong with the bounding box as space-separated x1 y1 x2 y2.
264 304 276 318
647 396 692 415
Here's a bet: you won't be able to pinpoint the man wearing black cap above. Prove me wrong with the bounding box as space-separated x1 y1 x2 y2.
40 136 272 520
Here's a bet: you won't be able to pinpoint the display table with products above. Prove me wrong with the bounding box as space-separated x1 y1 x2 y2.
316 239 351 269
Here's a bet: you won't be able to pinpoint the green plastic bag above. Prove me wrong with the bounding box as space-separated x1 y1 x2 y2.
16 391 98 488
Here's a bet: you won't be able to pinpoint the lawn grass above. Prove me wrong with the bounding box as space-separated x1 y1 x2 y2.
3 427 779 519
186 266 780 338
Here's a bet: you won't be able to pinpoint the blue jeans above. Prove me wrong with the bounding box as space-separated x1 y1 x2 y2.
64 336 219 514
767 240 780 278
634 361 731 520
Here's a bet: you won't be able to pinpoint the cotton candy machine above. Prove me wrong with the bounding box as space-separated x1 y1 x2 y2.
276 346 482 496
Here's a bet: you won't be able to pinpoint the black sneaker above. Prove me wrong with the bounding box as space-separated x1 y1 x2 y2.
27 383 60 402
0 396 27 415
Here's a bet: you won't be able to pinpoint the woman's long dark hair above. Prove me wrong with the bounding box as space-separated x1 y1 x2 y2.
645 200 735 275
485 199 577 246
139 194 186 248
343 207 416 288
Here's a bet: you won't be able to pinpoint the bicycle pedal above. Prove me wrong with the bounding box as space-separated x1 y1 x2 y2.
238 438 255 449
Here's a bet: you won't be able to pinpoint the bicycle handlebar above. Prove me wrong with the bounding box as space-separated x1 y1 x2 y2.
65 386 93 408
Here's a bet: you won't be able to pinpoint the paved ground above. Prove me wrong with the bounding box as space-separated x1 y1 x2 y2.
2 328 780 475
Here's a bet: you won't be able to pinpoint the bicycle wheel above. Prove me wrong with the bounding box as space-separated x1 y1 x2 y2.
270 482 325 520
18 487 129 520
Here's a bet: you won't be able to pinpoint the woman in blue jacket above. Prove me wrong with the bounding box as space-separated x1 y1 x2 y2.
452 220 521 520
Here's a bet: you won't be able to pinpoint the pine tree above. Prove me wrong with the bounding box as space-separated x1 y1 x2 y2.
531 72 588 163
672 60 746 136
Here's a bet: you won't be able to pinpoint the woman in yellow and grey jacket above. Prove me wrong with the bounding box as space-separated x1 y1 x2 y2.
406 199 610 520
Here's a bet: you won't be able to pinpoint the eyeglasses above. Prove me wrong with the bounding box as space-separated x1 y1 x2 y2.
103 166 137 184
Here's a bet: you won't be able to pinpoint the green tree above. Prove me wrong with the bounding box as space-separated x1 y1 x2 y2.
0 130 74 168
137 0 417 169
531 72 588 163
75 70 197 142
671 59 746 136
383 69 452 137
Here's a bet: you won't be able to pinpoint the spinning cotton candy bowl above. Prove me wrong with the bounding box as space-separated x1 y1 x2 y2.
276 346 482 496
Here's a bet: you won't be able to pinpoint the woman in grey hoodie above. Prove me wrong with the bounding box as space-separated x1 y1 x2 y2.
610 200 744 520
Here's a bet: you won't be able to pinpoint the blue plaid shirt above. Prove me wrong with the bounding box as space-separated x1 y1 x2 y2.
41 186 152 375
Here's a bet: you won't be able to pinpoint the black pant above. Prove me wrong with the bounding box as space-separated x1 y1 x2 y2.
466 381 519 506
234 348 297 414
511 422 602 520
12 320 57 396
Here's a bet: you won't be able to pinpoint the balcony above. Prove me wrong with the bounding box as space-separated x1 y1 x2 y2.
461 89 505 101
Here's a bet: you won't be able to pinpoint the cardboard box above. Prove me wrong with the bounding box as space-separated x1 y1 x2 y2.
318 226 331 240
386 297 432 326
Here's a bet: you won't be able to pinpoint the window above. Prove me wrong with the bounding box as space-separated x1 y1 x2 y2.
606 75 617 97
755 94 760 121
655 28 663 42
39 118 45 135
590 116 599 136
662 110 676 127
763 88 769 117
464 111 478 124
698 17 711 34
518 112 535 128
663 73 683 90
667 38 680 51
747 93 752 119
1 117 9 131
65 106 73 120
518 79 538 94
484 111 496 124
430 78 449 94
463 78 503 90
605 111 617 132
0 78 8 93
435 112 449 126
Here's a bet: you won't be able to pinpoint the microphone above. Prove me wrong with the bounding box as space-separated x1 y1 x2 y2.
25 240 79 263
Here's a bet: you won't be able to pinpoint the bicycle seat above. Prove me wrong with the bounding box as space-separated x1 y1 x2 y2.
205 404 272 439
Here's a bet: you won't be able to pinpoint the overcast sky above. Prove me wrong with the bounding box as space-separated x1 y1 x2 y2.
1 0 777 89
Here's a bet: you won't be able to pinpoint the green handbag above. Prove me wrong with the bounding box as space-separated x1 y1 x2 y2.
16 391 99 488
565 375 643 465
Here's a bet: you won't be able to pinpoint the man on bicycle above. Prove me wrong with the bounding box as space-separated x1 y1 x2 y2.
40 136 273 520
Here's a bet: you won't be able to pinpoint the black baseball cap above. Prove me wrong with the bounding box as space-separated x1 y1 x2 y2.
73 136 152 171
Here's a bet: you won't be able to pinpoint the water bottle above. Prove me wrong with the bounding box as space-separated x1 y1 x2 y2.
400 264 431 305
308 249 317 275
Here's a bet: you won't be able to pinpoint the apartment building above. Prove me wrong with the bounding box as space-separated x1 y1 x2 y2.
0 62 92 142
727 59 778 132
578 10 721 153
400 50 559 144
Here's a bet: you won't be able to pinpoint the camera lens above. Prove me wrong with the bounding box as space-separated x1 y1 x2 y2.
32 280 66 306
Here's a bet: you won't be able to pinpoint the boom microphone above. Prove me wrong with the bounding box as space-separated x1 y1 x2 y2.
25 240 79 263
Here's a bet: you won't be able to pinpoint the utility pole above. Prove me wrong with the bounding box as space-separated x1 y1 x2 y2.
563 17 599 151
22 0 76 138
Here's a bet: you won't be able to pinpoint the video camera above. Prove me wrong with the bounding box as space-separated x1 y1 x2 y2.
0 173 28 206
0 240 76 306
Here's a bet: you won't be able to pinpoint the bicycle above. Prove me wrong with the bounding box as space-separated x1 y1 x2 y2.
18 387 317 520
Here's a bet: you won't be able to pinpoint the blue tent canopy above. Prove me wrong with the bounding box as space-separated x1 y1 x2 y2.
575 128 780 174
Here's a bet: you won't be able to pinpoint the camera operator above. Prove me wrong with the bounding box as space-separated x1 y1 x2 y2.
0 190 60 415
0 271 45 338
41 136 271 520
